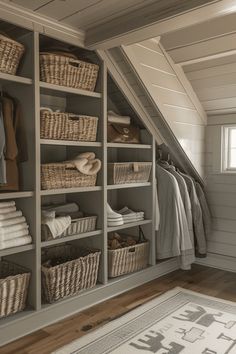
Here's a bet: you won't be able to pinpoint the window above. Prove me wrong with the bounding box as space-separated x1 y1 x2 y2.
222 126 236 172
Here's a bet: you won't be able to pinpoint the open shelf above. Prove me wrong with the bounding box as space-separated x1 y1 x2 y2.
40 81 102 99
0 191 34 200
41 230 102 247
107 219 152 232
0 72 32 85
40 139 102 147
107 182 151 190
0 244 35 257
107 143 152 149
40 186 102 196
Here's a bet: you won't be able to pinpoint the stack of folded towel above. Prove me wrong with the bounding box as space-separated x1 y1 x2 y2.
107 204 144 227
108 111 131 125
41 202 83 238
0 201 32 250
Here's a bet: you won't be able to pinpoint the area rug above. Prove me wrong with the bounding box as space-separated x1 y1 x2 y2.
53 287 236 354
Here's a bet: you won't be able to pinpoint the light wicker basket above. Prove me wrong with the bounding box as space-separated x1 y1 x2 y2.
0 34 25 75
0 261 30 318
40 52 99 91
40 110 98 142
108 162 152 185
41 215 97 241
108 240 149 278
41 163 97 190
41 245 101 303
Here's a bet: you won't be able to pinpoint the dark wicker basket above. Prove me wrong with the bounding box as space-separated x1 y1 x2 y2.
40 52 99 91
0 261 30 318
41 245 101 303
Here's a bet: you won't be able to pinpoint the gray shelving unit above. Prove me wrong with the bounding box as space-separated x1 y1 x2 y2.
0 21 168 346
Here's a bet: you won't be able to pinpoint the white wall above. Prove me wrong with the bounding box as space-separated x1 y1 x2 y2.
206 114 236 257
122 39 207 179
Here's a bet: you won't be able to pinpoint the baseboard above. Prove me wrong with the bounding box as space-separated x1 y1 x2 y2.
195 252 236 273
0 258 179 346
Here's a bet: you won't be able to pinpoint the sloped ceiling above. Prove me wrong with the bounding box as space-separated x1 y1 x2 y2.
161 12 236 116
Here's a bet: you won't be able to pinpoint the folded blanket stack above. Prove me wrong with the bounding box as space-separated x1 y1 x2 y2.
41 202 83 238
107 204 145 227
108 111 131 125
0 201 32 250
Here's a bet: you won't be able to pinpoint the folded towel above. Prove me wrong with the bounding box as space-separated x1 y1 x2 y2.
0 228 29 241
42 215 71 238
0 201 15 208
0 216 26 227
0 235 32 250
108 111 131 125
0 210 22 221
0 206 16 214
0 222 29 235
42 202 79 215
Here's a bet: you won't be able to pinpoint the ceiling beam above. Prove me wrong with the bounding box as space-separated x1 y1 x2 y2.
85 0 236 49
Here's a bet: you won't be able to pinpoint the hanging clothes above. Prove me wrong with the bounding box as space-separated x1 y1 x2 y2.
180 173 207 257
156 164 194 270
0 101 6 184
0 95 28 191
195 182 212 237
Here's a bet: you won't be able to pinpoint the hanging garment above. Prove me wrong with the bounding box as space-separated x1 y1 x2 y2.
0 96 28 191
155 178 160 231
195 182 212 238
156 165 193 269
180 173 207 257
0 101 6 184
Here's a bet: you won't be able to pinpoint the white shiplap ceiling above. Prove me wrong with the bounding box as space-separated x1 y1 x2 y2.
161 12 236 116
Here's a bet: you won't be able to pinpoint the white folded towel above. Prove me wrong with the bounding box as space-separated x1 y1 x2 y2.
0 222 29 235
0 228 29 241
42 215 71 238
0 235 32 250
42 202 79 215
0 216 26 227
108 111 131 125
0 210 22 221
0 206 16 214
0 201 15 208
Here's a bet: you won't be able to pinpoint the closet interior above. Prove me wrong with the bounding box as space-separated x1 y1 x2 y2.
0 19 158 344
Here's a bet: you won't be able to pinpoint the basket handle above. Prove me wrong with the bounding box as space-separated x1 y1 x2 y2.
68 58 82 68
132 162 139 172
128 247 136 253
68 114 82 121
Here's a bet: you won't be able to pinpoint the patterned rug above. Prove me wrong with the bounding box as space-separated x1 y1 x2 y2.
53 287 236 354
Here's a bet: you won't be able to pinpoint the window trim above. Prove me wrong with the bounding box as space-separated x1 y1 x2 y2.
222 125 236 173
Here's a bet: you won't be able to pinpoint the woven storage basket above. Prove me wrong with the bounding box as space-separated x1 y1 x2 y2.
0 34 25 75
41 215 97 241
41 245 101 303
40 110 98 142
40 53 99 91
0 261 30 318
108 240 149 278
41 163 97 190
108 162 152 185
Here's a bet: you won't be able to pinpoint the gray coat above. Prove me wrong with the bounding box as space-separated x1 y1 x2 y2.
156 165 193 269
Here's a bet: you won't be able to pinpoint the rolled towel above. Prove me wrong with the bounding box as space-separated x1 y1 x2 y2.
0 206 16 214
0 216 26 227
0 235 32 250
0 222 29 235
0 201 15 208
0 210 22 221
108 111 131 125
0 228 29 241
70 155 101 176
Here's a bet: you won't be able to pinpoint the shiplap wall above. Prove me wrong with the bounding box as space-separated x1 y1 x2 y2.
122 39 207 178
206 114 236 257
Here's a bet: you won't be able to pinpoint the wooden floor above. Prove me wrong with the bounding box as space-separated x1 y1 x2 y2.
1 265 236 354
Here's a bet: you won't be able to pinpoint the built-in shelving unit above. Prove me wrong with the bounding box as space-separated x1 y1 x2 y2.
0 20 158 346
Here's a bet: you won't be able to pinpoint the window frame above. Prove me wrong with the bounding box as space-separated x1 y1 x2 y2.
222 125 236 173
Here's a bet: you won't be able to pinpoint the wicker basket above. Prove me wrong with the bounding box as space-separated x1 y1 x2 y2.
108 240 149 278
108 162 152 185
41 163 97 190
40 110 98 142
41 215 97 241
0 34 25 75
0 261 30 318
41 245 101 303
40 53 99 91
